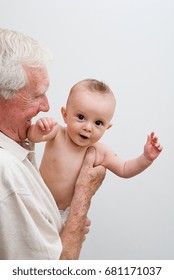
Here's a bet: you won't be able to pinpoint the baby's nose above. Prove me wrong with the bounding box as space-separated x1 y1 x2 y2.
83 122 92 132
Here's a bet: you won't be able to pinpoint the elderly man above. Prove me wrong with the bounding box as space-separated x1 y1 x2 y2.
0 28 105 259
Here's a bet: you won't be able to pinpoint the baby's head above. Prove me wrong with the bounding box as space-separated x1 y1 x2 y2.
61 79 116 147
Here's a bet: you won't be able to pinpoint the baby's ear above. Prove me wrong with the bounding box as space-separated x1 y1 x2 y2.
61 107 67 124
107 123 112 130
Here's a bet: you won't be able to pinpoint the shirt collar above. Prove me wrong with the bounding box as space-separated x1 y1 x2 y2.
0 132 29 162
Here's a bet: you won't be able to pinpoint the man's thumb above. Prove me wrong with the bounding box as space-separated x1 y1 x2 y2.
83 146 96 167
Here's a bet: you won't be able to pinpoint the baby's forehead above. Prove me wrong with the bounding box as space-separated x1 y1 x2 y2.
70 90 115 119
66 82 116 117
70 85 115 101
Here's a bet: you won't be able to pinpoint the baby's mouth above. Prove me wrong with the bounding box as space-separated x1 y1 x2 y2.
80 134 89 139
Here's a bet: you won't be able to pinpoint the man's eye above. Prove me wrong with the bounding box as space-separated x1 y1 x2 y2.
95 120 103 126
34 95 40 99
34 93 44 100
77 114 85 120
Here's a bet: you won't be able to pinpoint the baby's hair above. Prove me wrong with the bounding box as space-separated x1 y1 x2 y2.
66 78 115 107
81 78 112 94
71 78 112 94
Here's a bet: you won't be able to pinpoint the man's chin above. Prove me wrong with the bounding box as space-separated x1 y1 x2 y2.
18 128 29 141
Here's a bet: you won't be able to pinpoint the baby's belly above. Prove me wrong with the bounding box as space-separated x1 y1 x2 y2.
40 163 80 210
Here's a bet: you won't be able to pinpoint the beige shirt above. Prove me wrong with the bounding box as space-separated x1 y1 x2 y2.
0 132 63 260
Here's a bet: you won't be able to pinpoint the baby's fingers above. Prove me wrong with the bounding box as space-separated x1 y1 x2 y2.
44 117 57 130
150 132 157 141
36 119 47 130
149 132 160 145
153 141 163 151
37 117 57 131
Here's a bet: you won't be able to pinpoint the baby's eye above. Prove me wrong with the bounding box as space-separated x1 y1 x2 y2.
95 120 103 126
77 114 85 120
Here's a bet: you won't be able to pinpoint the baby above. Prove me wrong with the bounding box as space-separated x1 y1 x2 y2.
28 79 163 220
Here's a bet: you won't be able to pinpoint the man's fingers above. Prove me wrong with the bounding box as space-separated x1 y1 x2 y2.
84 218 91 235
85 217 91 227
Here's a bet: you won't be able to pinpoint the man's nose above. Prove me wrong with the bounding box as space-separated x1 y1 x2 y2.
40 94 50 112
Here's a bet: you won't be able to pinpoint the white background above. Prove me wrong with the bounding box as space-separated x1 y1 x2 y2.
1 0 173 259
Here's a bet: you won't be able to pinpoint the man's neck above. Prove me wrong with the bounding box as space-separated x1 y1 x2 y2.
0 128 19 142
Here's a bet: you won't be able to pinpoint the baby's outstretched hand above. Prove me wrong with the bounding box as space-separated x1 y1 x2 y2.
144 132 163 161
36 117 57 132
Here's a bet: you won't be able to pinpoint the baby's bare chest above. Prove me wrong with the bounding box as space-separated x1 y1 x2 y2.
45 141 87 178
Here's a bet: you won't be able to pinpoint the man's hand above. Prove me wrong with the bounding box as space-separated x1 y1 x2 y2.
60 147 106 260
144 132 163 161
83 217 91 241
75 146 106 197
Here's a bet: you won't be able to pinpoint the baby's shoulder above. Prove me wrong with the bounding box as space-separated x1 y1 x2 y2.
93 142 113 154
44 125 65 150
49 125 65 141
92 142 115 166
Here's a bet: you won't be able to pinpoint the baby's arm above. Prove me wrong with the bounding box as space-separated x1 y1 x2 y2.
101 132 163 178
27 117 59 142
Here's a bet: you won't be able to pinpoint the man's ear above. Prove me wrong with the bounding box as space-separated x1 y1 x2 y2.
61 107 67 124
107 123 112 130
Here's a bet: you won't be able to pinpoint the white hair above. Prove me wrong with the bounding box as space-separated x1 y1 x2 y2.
0 28 52 99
